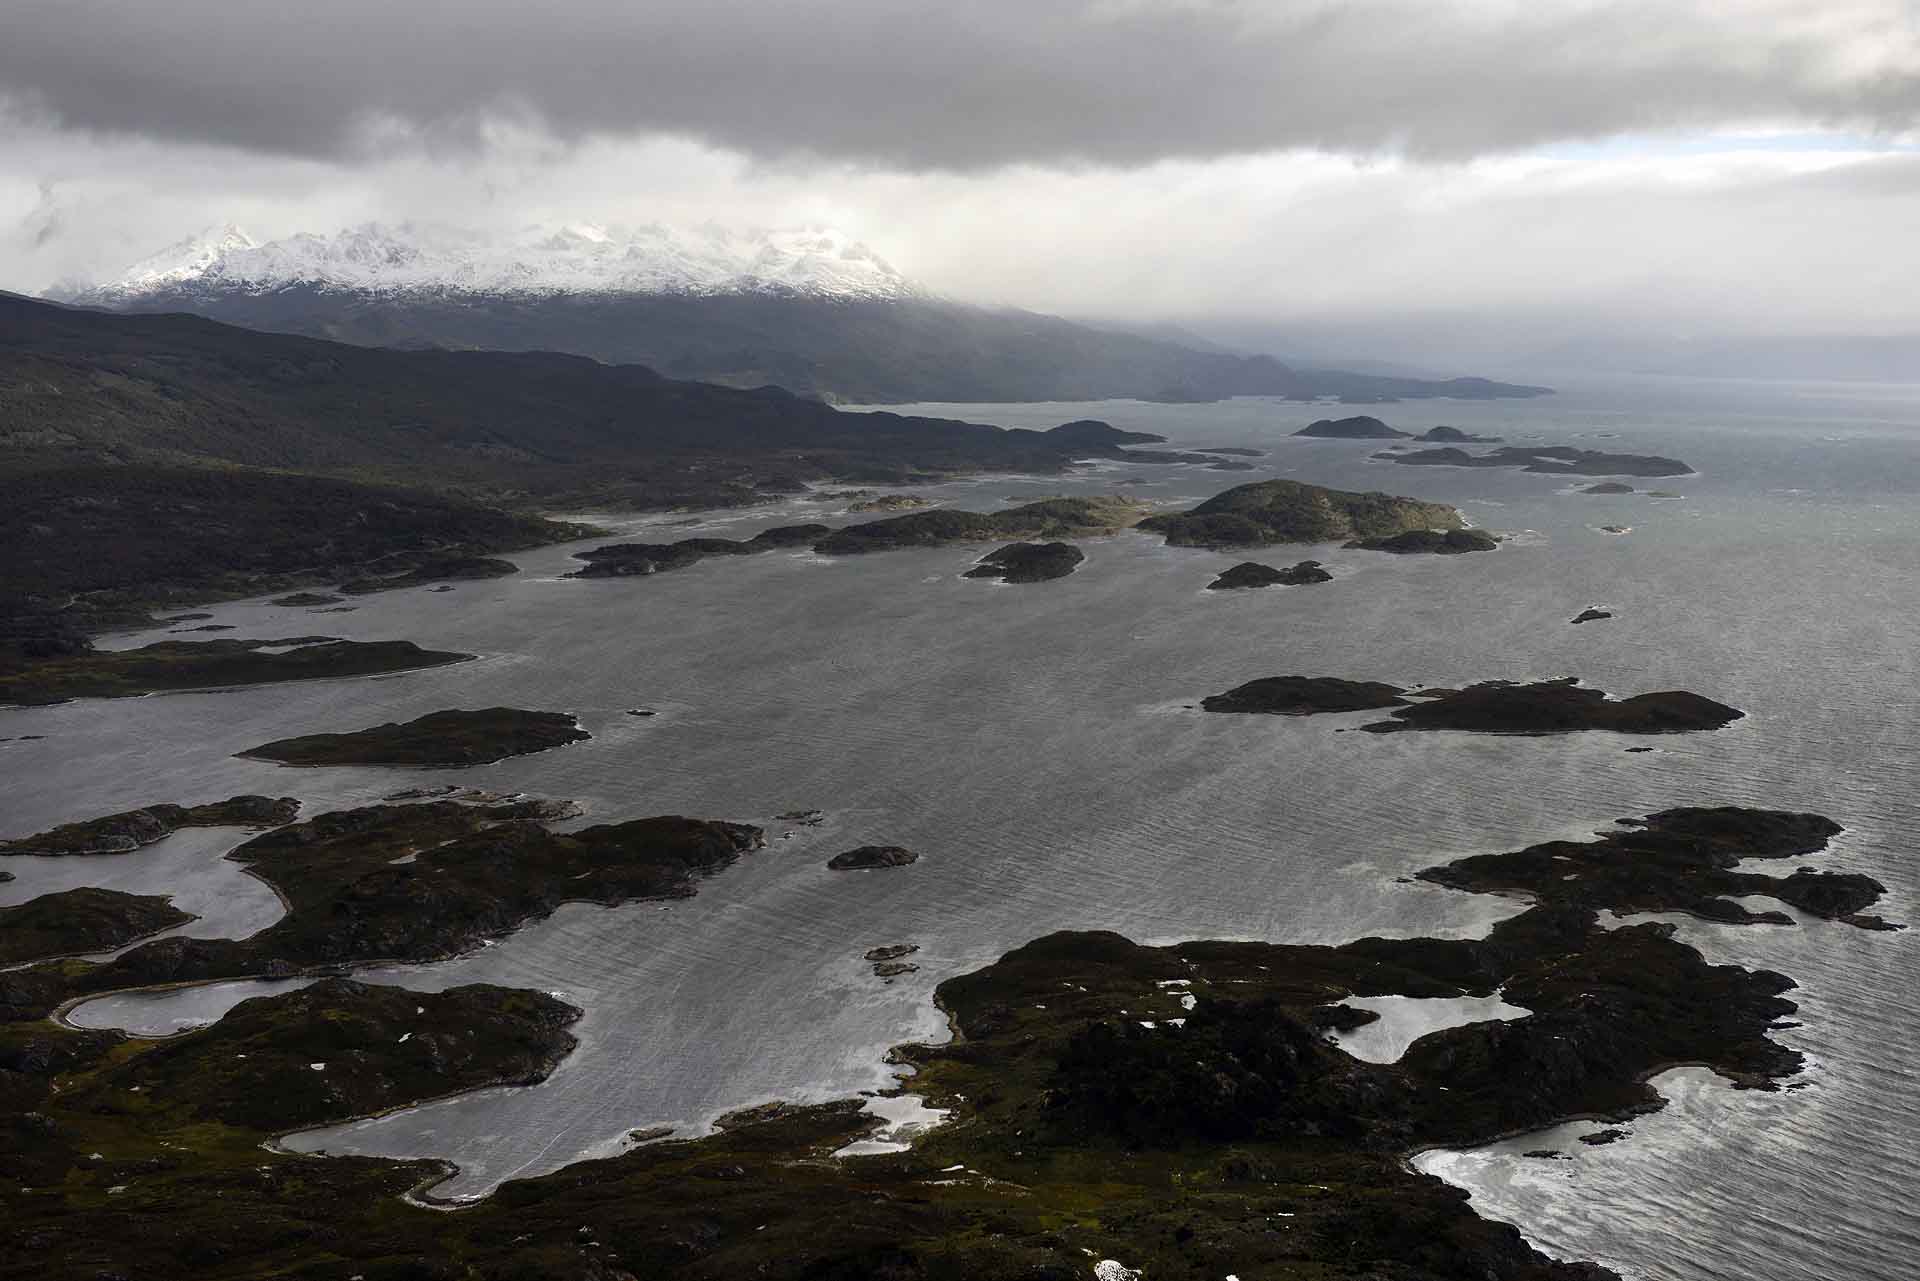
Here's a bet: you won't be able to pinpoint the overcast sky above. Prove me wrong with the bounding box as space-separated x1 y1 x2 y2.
4 0 1918 367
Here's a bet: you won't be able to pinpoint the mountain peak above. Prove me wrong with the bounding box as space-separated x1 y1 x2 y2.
66 220 919 303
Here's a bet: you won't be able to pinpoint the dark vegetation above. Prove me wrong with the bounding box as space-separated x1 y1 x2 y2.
1345 528 1500 554
84 286 1554 405
1197 674 1744 735
0 807 1876 1280
1362 678 1745 735
0 296 1257 635
0 464 591 635
814 496 1146 554
566 523 830 577
0 637 472 707
0 795 297 855
72 979 581 1131
0 888 190 964
1419 807 1894 930
1292 415 1410 438
961 541 1084 583
236 708 588 767
0 800 765 1024
1419 426 1502 442
1138 479 1461 547
826 845 920 870
1205 560 1332 589
1201 675 1410 715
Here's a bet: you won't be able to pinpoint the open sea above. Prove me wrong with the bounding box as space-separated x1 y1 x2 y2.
4 373 1917 1279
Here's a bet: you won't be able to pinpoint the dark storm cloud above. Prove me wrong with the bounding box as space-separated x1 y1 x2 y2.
3 1 1917 168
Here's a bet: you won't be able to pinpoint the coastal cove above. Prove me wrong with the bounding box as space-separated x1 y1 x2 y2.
4 375 1920 1279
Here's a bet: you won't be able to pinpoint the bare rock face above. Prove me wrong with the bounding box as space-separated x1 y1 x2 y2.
827 845 920 871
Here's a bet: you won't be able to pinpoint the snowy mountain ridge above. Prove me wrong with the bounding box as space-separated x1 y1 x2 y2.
67 221 919 302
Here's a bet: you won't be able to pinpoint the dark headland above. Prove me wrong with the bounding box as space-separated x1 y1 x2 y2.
1199 675 1744 735
1206 560 1333 589
237 709 590 767
962 542 1085 583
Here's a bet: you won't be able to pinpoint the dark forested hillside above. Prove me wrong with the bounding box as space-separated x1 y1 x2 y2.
82 287 1553 405
0 294 1184 632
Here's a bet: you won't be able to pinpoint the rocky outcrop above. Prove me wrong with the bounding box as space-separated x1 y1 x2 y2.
827 845 920 870
1361 679 1743 735
1346 529 1499 554
0 637 471 707
962 542 1084 583
814 497 1145 555
1201 676 1409 715
568 523 833 576
1292 415 1411 439
1380 446 1692 477
237 709 589 767
1419 426 1502 443
1044 419 1168 447
75 978 582 1131
1206 560 1333 589
1138 480 1462 548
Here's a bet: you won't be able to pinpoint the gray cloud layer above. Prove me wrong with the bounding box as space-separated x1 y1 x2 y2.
5 0 1918 168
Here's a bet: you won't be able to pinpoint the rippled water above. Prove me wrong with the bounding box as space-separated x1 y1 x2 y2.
4 374 1917 1277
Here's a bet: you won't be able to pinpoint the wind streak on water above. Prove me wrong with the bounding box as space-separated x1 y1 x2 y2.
5 377 1919 1277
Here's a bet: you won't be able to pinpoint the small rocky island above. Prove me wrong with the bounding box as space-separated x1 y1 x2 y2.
1199 674 1744 735
815 496 1145 555
237 708 590 767
1345 529 1499 554
1201 675 1409 715
568 524 833 577
1361 678 1744 735
1419 426 1503 443
1206 560 1333 589
962 542 1084 583
1582 482 1635 494
0 637 473 707
1138 479 1462 548
1292 414 1411 439
1379 445 1693 477
827 845 920 870
1572 607 1614 624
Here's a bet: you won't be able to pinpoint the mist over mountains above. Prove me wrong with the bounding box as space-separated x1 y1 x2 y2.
56 222 1553 406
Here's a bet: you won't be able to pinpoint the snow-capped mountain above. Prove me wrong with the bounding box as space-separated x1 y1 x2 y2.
69 221 918 302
